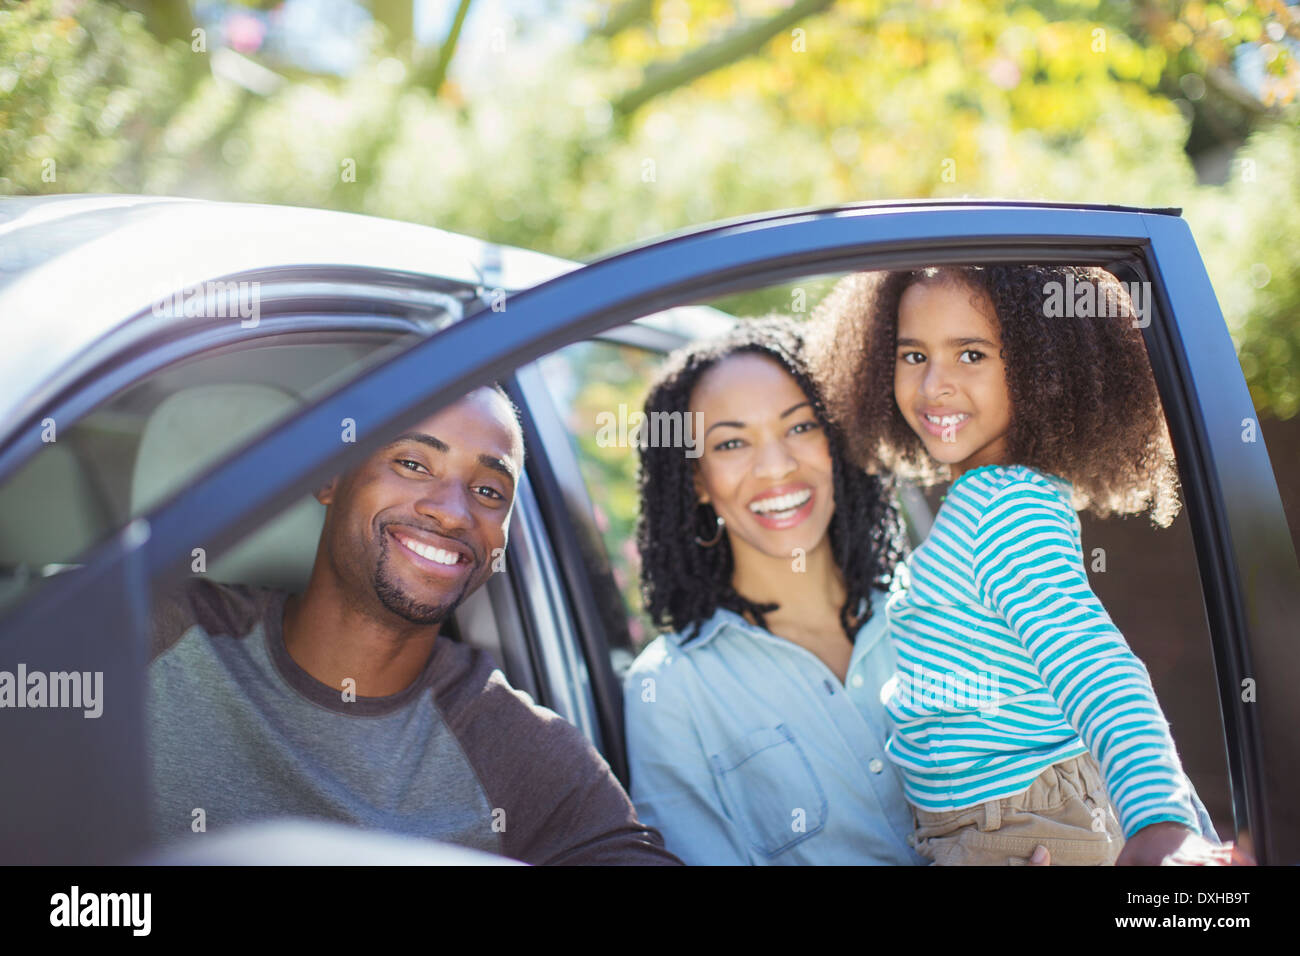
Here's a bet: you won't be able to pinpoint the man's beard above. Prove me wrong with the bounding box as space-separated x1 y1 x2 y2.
371 531 474 625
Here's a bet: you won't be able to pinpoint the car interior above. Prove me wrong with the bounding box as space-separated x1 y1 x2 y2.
0 333 509 669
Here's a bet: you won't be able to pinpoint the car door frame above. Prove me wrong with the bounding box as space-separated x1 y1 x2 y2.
4 201 1297 864
506 322 700 786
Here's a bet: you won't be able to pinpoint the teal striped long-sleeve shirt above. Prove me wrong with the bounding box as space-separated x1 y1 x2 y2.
883 464 1200 839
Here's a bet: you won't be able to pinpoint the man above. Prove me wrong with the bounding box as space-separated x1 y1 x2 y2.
148 385 681 865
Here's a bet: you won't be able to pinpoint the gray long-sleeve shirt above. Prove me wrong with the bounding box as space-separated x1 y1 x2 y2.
147 579 680 865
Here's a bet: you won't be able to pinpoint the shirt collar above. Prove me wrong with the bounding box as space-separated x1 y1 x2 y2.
669 591 887 655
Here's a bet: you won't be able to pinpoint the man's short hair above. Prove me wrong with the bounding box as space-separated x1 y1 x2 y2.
489 382 526 467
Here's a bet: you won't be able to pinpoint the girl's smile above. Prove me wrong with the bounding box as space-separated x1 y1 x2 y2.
894 280 1012 479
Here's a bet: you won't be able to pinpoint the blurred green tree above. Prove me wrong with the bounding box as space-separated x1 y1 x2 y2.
2 0 1297 417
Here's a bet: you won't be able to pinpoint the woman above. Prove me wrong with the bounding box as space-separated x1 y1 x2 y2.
623 315 1221 866
623 317 930 864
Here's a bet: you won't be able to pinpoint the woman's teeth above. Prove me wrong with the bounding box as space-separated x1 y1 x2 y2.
749 489 812 517
397 535 461 566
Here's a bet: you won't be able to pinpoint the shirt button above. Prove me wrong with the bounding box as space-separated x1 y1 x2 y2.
869 758 884 774
851 674 864 688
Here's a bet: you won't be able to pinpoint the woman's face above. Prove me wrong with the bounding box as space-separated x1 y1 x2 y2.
894 279 1012 477
689 353 836 564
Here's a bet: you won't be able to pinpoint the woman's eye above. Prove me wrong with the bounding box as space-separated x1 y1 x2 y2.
899 351 924 365
714 437 744 452
789 421 820 435
959 349 985 364
395 458 427 474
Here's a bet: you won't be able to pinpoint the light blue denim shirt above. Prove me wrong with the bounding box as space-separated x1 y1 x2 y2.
623 590 1222 865
623 590 928 865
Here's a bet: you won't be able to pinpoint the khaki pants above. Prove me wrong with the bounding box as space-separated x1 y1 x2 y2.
912 753 1124 866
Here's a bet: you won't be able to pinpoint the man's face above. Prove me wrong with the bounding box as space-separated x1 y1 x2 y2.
316 388 522 628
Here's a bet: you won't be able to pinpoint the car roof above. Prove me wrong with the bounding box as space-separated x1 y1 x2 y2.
0 195 590 434
0 194 1170 441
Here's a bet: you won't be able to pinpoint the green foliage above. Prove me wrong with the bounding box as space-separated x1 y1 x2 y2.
2 0 1298 418
0 0 193 193
1185 120 1300 419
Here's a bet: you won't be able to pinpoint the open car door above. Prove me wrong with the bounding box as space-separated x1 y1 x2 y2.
3 201 1297 864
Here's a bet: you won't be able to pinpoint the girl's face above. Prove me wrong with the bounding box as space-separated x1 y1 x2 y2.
894 279 1012 478
689 353 836 564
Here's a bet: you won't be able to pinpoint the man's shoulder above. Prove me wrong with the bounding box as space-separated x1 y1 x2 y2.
151 577 285 660
429 639 588 754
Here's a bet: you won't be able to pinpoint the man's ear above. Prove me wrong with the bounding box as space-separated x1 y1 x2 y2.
314 476 339 506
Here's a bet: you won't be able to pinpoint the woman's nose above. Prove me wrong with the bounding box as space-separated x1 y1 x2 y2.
753 438 797 480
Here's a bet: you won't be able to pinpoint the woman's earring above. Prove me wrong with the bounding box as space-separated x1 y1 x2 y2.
694 504 725 548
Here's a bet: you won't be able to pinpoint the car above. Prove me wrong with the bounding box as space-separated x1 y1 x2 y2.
1 194 1296 865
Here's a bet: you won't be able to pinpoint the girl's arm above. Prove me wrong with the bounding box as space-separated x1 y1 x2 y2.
970 478 1201 840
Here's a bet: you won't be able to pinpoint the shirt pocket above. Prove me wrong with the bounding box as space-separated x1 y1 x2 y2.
709 724 828 859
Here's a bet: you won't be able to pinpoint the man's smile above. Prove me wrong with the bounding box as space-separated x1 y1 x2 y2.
387 526 475 578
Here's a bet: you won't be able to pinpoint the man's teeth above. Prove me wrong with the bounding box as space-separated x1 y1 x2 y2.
398 535 461 566
749 489 812 515
925 413 969 426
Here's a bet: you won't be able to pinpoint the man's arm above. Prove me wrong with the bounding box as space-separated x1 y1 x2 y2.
497 700 683 866
432 649 681 866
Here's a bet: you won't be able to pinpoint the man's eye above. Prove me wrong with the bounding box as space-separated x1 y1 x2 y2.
899 351 924 365
959 349 985 364
475 486 505 501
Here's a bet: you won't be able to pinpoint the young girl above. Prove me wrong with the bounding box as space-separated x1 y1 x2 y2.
810 265 1238 865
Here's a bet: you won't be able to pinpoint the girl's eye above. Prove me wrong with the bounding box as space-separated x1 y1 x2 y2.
959 349 985 364
899 351 925 365
713 437 744 452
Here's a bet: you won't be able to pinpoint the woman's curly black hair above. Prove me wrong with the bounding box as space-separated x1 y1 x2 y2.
808 265 1181 526
636 317 907 644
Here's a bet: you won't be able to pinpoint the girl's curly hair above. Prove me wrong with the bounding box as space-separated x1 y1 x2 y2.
807 265 1181 527
636 317 906 644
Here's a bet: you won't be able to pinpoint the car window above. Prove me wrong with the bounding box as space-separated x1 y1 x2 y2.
536 267 1237 844
0 330 416 611
535 340 664 676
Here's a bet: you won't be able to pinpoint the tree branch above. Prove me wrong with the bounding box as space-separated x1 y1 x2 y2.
613 0 836 117
592 0 655 39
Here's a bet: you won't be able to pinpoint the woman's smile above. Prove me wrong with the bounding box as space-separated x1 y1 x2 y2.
747 483 816 529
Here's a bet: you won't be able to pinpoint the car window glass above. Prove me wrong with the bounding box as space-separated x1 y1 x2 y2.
540 266 1234 844
535 340 663 677
0 331 415 612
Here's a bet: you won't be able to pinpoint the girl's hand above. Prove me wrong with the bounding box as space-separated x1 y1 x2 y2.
1116 821 1254 865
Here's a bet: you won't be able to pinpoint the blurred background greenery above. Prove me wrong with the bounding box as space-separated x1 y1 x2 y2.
2 0 1297 414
